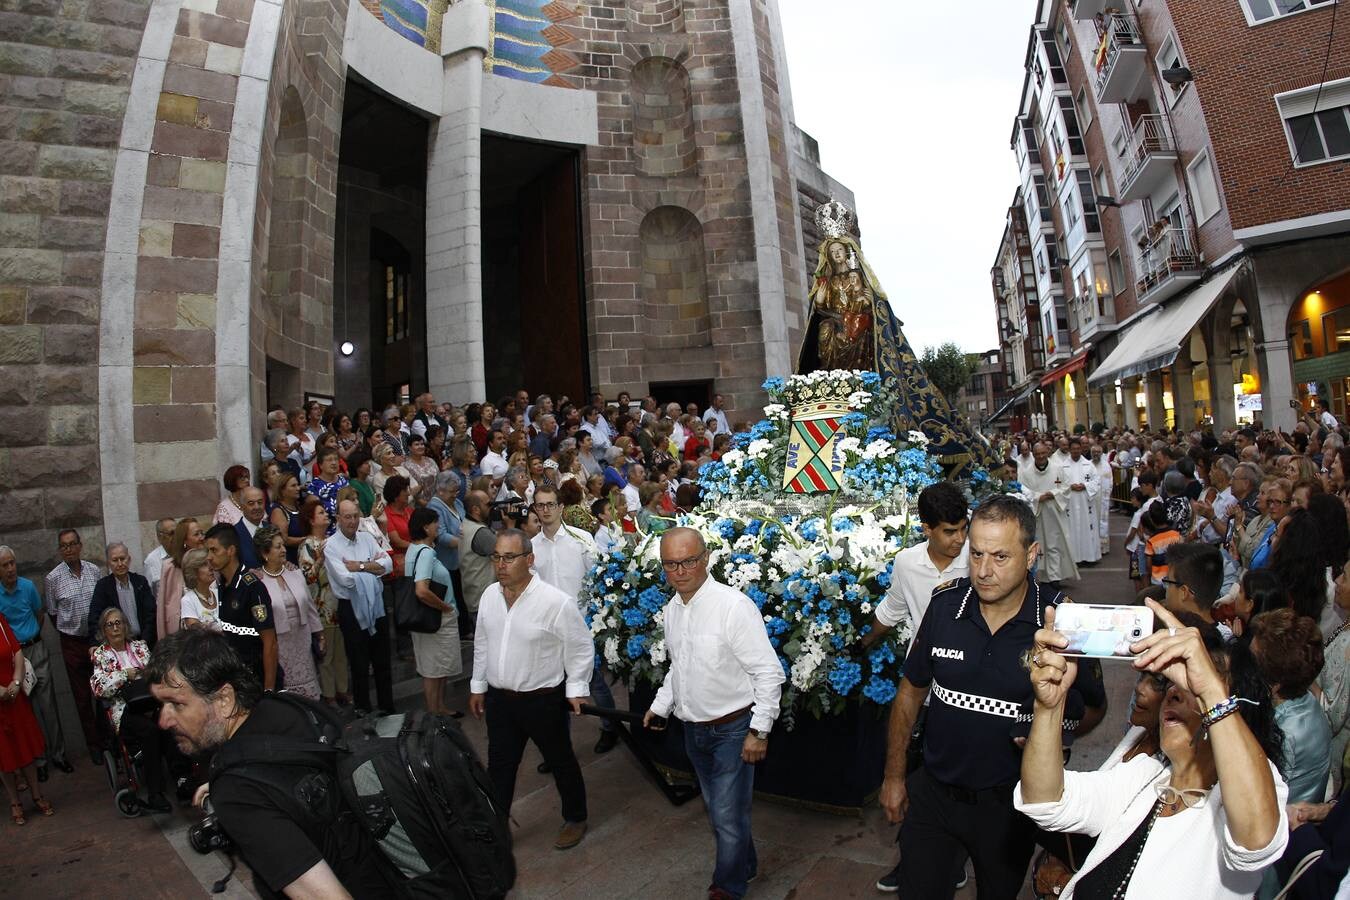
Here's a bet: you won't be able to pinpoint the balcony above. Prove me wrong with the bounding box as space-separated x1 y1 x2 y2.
1071 0 1109 20
1136 225 1202 305
1117 115 1178 203
1073 292 1117 342
1093 15 1149 104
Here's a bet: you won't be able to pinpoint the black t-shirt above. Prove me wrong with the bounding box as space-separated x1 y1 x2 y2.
217 567 275 684
905 577 1099 791
211 696 395 899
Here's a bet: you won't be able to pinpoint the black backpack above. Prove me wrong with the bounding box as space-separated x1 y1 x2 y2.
211 694 515 900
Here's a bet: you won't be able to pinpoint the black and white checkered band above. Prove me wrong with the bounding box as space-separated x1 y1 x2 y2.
952 581 1043 626
220 621 259 638
932 680 1023 719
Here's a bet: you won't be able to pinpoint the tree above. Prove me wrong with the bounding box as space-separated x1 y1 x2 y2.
921 343 973 404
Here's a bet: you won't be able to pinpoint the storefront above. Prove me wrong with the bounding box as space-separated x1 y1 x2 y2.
1288 270 1350 418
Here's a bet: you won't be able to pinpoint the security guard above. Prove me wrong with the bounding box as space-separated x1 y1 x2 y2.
877 495 1105 899
203 523 279 691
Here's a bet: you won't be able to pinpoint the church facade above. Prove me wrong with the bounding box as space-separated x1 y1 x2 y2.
0 0 854 574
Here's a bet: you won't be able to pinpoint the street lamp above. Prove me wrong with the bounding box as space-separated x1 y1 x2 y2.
340 340 355 357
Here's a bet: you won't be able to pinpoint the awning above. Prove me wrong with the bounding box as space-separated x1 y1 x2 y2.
990 383 1037 422
1040 346 1092 387
1087 265 1242 386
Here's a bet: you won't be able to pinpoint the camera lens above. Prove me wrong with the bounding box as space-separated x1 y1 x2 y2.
1131 627 1142 637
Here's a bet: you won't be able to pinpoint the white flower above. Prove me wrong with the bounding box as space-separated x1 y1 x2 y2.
720 449 747 470
862 439 896 460
907 430 930 446
747 438 772 459
648 639 667 666
763 403 789 421
604 637 620 666
860 601 874 615
847 390 872 409
835 436 862 456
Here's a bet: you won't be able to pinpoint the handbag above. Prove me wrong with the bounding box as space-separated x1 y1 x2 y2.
394 546 445 634
21 659 35 695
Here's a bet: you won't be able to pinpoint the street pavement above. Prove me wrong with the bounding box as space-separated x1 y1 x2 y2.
4 514 1140 899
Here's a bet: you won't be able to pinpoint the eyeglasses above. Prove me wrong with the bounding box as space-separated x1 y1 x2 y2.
1160 577 1187 591
105 621 125 629
489 552 530 564
660 553 706 573
1268 498 1290 507
1155 783 1209 809
533 501 559 510
59 541 81 550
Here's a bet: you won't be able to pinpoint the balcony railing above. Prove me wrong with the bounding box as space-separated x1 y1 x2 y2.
1118 115 1179 203
1136 225 1202 305
1094 14 1149 104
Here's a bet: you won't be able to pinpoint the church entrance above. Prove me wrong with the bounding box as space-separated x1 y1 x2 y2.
333 79 429 412
481 134 588 403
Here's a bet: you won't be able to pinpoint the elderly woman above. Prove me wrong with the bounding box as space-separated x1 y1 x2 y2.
268 470 306 564
298 498 348 707
0 612 50 825
1018 599 1287 899
90 608 169 812
1249 609 1331 803
370 441 418 502
178 547 220 630
347 452 376 516
406 508 462 717
576 430 602 479
426 471 463 592
403 434 440 506
253 526 324 699
156 516 205 639
213 464 251 525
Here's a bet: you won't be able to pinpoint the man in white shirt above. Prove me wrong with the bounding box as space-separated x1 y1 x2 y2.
469 529 593 851
665 402 687 448
621 463 645 514
324 499 395 714
643 528 785 898
702 394 730 437
530 486 617 752
1321 399 1339 431
864 482 970 647
258 408 288 460
579 406 611 462
143 517 176 597
479 429 509 486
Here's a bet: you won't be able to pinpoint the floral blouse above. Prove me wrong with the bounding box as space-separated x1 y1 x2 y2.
298 537 338 628
90 640 151 732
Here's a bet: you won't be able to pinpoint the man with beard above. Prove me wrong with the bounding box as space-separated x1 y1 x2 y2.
1018 443 1079 585
149 629 400 898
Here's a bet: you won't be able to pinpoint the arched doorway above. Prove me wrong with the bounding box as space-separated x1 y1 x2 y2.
1287 269 1350 418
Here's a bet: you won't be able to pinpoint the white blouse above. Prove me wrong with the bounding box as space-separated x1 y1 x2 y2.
1015 755 1289 899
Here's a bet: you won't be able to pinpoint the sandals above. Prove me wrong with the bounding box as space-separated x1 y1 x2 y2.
34 798 53 817
9 802 24 826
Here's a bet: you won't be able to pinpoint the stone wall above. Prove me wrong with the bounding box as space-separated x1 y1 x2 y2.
0 0 152 578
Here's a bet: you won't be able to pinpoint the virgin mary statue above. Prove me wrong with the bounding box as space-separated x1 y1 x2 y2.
797 200 997 473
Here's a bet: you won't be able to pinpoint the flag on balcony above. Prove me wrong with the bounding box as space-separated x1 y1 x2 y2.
1056 152 1066 179
1094 33 1109 70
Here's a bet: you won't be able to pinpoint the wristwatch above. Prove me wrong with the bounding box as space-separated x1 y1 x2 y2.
750 728 770 741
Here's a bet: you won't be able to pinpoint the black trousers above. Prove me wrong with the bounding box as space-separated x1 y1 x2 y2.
897 767 1035 900
484 685 586 824
118 709 168 795
336 597 394 714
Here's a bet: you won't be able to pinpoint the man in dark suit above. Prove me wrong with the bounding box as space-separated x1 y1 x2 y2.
233 486 267 570
86 542 157 647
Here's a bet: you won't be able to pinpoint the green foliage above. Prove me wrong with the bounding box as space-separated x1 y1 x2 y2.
920 342 972 403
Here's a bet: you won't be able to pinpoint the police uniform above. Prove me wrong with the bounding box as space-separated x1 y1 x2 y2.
217 566 278 687
896 575 1104 900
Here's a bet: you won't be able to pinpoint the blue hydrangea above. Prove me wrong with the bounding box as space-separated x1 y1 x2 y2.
621 608 649 628
868 643 897 669
862 675 897 704
762 377 785 393
828 659 862 696
859 371 881 389
625 634 649 659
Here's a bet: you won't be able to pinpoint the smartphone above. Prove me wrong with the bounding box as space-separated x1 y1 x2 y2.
1054 603 1154 659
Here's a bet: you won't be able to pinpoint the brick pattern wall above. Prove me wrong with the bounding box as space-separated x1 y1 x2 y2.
1164 0 1350 233
631 55 697 177
626 0 683 33
564 0 803 420
640 204 710 347
0 0 152 578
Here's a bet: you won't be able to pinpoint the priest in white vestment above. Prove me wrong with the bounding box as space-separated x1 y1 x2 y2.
1019 442 1079 584
1063 438 1102 563
1092 444 1113 555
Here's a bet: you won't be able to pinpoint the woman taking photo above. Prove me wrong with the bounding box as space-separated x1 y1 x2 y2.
213 464 251 526
178 547 219 630
0 612 50 825
156 516 205 640
268 471 306 565
297 498 348 707
405 508 462 718
252 526 323 700
1017 599 1287 899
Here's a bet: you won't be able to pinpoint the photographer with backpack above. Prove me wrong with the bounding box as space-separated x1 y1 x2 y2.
148 628 401 898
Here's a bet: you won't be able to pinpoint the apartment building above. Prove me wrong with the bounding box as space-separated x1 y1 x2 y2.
992 0 1350 432
960 349 1015 430
989 194 1050 431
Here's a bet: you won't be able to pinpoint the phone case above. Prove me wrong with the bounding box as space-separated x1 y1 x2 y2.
1054 603 1154 659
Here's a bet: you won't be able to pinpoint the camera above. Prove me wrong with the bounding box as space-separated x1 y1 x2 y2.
189 798 232 855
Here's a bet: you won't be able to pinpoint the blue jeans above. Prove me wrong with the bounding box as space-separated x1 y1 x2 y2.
684 712 757 897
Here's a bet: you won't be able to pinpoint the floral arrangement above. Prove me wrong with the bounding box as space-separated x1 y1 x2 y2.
584 370 1017 721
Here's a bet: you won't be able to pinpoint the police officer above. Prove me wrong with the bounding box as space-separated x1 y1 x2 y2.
877 495 1104 899
203 523 278 691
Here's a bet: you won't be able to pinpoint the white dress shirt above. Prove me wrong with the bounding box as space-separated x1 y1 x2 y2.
621 482 641 514
531 525 596 608
323 528 392 634
580 420 610 460
875 540 970 633
471 575 594 698
480 449 508 479
649 576 785 734
702 407 730 436
144 544 170 596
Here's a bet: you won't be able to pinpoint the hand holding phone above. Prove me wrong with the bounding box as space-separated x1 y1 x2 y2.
1052 603 1155 659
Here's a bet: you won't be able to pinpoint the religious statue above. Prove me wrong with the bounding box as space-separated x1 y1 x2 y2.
795 200 1000 475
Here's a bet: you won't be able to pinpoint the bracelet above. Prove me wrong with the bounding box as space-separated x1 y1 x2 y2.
1199 695 1259 738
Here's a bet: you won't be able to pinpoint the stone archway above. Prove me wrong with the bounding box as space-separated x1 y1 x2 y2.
639 205 710 350
631 57 697 178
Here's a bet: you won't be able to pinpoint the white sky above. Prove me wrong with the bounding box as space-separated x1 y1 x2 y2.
777 0 1033 355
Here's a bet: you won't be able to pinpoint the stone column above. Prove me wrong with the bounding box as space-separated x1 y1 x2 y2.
1172 359 1196 431
1208 355 1237 432
1071 371 1089 429
1097 386 1118 429
1144 371 1166 431
426 1 491 404
1257 338 1297 431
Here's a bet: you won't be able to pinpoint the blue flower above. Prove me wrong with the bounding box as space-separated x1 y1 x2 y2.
762 376 786 393
827 659 862 696
621 608 649 628
625 634 650 659
868 643 897 669
862 675 897 704
859 371 881 389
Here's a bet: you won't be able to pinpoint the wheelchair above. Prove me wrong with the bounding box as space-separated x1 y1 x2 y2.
98 684 159 818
